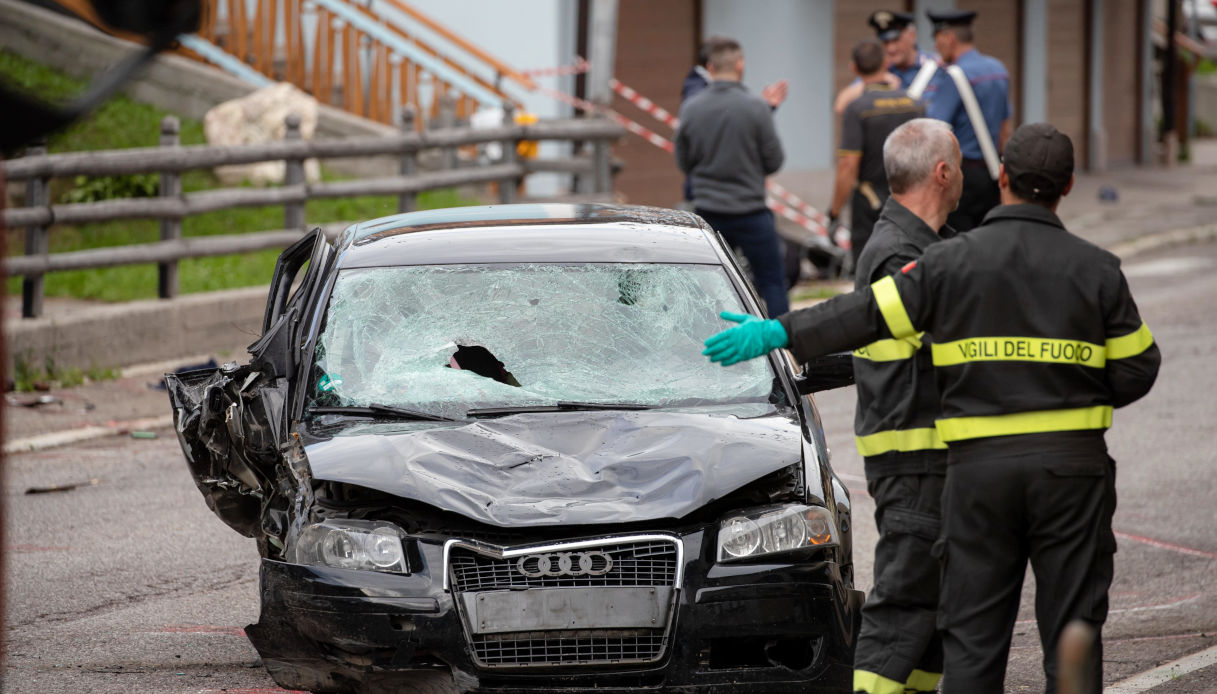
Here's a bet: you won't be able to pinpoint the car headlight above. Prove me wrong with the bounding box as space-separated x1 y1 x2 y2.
717 505 838 562
290 519 409 574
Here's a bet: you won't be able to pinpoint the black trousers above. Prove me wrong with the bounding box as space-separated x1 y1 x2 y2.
938 433 1116 694
946 160 999 232
696 208 789 316
854 472 945 692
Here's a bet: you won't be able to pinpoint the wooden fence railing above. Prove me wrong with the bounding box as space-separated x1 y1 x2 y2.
4 111 622 318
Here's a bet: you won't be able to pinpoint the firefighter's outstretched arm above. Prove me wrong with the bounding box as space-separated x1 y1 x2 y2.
703 287 887 366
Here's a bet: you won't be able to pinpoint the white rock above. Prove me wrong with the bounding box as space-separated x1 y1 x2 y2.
203 83 322 186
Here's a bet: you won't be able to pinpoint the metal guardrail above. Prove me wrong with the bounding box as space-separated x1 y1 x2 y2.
4 110 622 318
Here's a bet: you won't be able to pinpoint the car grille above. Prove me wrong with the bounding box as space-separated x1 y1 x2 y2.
448 536 680 668
472 632 669 668
448 538 679 591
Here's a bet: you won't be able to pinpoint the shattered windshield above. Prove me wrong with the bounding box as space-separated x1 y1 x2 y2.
309 263 776 420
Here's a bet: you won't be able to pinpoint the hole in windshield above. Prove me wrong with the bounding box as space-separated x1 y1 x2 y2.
448 344 521 387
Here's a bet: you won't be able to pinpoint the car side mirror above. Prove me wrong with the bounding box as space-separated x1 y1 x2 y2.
794 352 855 394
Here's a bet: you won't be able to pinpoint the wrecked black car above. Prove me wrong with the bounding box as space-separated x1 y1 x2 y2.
167 203 862 693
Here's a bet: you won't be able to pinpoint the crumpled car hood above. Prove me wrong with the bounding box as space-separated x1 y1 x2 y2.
303 409 802 527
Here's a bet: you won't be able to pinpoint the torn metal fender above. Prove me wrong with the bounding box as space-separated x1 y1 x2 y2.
166 364 288 537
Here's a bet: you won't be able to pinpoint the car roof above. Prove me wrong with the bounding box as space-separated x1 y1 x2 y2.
333 203 725 268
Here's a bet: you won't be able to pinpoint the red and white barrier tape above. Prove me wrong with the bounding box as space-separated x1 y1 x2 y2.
531 81 675 153
609 78 680 129
519 57 591 79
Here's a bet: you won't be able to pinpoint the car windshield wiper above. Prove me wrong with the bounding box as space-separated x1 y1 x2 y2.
466 401 653 417
307 403 460 422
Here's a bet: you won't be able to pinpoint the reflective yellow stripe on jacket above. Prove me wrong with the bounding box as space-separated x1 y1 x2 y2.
853 670 906 694
935 405 1113 442
855 427 947 457
871 276 916 339
931 336 1106 368
930 323 1154 369
1107 322 1154 359
852 333 923 362
906 669 943 692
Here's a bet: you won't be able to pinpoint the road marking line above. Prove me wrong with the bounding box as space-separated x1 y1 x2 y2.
1104 642 1217 693
3 414 174 454
1115 531 1217 560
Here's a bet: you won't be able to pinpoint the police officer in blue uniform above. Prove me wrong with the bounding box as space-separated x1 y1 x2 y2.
871 11 937 89
925 10 1012 231
835 11 938 114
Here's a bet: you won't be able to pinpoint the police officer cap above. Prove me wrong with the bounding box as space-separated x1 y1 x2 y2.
869 11 914 41
927 9 977 33
1002 123 1074 201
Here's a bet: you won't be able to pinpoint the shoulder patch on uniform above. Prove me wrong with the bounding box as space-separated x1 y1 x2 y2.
902 260 917 274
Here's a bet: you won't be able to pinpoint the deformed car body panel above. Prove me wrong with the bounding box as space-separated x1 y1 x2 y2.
167 363 288 537
301 409 802 527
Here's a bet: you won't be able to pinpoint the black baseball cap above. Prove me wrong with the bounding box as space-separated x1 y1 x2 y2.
869 11 914 41
1002 123 1074 201
926 9 977 34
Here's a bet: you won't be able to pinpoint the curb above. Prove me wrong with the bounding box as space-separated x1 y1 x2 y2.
3 414 174 455
1109 223 1217 261
1105 642 1217 693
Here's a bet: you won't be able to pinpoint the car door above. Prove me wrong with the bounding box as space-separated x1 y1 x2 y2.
166 229 332 537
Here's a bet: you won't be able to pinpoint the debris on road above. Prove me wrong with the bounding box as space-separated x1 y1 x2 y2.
25 478 100 495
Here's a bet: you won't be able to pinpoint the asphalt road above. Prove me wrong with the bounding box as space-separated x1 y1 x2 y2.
4 239 1216 693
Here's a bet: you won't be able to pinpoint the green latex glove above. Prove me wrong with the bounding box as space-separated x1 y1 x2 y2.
703 311 789 366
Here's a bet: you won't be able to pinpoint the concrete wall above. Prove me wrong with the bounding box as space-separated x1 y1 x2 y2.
1196 75 1217 137
5 288 268 376
703 0 837 170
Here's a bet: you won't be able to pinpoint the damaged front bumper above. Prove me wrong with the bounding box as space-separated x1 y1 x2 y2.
247 529 862 693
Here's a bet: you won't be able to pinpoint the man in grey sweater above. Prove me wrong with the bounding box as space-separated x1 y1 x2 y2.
675 38 788 316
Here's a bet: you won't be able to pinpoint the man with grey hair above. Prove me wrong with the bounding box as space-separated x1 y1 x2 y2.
848 117 961 694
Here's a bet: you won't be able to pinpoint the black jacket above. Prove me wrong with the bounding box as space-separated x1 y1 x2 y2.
851 199 954 477
779 204 1160 444
674 80 784 215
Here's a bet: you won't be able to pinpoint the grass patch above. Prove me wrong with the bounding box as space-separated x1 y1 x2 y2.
2 50 481 302
789 283 846 303
12 350 120 392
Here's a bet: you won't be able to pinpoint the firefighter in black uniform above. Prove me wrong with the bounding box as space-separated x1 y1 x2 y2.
848 118 960 694
829 39 925 266
703 123 1160 693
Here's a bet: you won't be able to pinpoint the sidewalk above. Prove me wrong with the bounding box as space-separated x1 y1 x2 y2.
6 141 1217 452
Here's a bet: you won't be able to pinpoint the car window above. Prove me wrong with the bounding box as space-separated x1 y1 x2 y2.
309 263 775 419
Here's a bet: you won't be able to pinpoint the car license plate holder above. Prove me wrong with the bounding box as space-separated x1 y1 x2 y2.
463 586 672 635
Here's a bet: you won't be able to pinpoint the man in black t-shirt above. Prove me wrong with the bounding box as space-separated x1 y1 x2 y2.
829 39 925 266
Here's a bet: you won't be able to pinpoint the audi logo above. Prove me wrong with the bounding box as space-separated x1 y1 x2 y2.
516 551 614 578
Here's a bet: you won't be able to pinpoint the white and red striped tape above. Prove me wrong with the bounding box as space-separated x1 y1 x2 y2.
519 57 591 80
530 81 675 153
609 78 680 129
